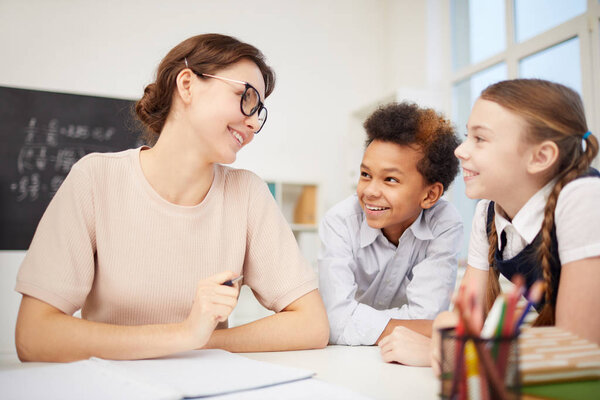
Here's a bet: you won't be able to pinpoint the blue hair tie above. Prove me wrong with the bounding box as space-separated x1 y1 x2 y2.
583 131 592 140
582 131 592 152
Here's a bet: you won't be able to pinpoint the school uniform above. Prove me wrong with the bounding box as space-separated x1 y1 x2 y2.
318 194 463 345
468 170 600 307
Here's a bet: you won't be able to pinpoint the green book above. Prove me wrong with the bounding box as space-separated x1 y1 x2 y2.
522 379 600 400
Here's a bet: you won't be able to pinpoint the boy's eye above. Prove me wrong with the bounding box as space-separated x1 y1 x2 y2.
385 177 399 183
360 171 371 179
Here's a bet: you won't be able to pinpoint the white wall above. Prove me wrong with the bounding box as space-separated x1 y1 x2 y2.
0 0 442 356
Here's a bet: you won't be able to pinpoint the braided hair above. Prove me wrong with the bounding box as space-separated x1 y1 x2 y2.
480 79 598 325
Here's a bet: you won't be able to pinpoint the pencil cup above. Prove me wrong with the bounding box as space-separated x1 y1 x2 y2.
440 327 520 400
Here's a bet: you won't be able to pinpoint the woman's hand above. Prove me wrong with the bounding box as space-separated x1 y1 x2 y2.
183 271 240 348
378 326 432 367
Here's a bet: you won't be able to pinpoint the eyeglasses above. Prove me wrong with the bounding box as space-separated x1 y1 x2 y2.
189 69 268 134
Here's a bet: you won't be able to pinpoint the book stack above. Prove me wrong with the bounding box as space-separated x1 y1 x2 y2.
519 326 600 384
519 327 600 400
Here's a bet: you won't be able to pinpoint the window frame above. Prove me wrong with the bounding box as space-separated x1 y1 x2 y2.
448 0 600 146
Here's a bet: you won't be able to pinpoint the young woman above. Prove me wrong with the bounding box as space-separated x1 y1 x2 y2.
427 78 600 373
15 34 329 362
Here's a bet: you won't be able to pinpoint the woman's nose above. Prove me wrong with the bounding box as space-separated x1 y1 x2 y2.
245 113 261 134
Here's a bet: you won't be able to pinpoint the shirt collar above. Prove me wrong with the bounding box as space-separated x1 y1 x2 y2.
494 180 555 249
359 209 434 248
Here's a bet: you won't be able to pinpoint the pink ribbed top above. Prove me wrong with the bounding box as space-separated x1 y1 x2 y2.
16 147 317 325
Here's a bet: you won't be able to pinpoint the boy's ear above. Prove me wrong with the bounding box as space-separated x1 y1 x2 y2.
421 182 443 209
528 140 559 175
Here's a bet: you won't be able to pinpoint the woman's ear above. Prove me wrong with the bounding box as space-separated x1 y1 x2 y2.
421 182 444 209
527 140 559 175
175 69 194 104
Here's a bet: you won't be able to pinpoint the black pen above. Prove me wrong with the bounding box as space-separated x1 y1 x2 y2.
222 275 243 287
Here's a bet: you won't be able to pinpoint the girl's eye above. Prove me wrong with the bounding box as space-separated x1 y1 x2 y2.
474 136 484 143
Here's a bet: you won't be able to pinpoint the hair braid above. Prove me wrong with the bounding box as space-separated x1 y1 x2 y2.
479 79 598 327
534 134 598 326
485 210 502 316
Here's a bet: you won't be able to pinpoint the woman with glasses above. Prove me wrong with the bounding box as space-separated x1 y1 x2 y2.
15 33 329 362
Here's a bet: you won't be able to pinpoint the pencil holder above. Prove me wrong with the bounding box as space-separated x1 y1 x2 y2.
439 327 520 400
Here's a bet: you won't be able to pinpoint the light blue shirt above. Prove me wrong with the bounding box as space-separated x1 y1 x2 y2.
318 194 463 345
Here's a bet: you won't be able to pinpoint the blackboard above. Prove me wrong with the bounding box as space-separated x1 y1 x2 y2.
0 86 145 250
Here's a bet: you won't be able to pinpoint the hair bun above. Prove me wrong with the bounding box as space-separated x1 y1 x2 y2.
135 83 163 137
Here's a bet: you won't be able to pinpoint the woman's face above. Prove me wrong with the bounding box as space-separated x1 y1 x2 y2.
185 59 266 164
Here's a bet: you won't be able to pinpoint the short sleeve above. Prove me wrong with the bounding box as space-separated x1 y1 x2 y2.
15 164 97 315
555 177 600 264
242 175 317 312
467 200 492 271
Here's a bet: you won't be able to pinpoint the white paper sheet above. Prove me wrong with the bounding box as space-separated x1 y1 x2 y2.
0 349 315 399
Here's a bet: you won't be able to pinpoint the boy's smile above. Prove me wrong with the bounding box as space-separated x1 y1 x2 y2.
357 140 432 245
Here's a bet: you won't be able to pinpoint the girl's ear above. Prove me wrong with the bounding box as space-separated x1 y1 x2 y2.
421 182 444 209
175 69 194 104
527 140 559 175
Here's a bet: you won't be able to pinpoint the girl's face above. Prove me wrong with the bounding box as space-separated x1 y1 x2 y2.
186 59 266 164
455 98 534 209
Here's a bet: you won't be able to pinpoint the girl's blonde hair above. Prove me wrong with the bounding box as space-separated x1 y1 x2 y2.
480 79 598 325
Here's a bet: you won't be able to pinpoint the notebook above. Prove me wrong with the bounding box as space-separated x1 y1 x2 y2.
0 349 315 400
519 326 600 385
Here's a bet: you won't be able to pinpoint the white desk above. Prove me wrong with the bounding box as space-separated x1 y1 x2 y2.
0 346 439 400
241 346 438 400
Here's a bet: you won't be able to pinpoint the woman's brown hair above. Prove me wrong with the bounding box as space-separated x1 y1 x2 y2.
135 33 276 145
480 79 598 326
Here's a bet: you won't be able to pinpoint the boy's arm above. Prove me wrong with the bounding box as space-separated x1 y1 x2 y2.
318 213 392 345
379 218 463 341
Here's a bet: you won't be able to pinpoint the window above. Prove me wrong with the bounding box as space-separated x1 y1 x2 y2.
514 0 587 42
519 38 582 94
448 0 600 259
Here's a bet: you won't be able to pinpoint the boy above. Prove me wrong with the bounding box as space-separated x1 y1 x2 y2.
318 102 462 352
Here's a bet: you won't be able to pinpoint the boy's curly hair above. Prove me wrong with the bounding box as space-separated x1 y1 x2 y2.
363 102 460 191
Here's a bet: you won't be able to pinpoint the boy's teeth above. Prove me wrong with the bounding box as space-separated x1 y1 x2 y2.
366 205 388 211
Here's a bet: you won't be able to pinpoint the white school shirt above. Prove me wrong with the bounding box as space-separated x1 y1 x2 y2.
468 177 600 270
318 195 463 345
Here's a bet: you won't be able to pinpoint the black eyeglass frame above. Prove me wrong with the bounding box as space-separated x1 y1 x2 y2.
188 69 268 134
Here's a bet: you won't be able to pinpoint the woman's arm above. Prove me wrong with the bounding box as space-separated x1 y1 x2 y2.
15 272 240 362
203 289 329 352
555 256 600 344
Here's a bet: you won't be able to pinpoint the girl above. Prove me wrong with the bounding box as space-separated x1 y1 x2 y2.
382 79 600 369
15 34 329 362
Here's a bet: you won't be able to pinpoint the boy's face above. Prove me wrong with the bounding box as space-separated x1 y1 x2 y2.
357 140 430 245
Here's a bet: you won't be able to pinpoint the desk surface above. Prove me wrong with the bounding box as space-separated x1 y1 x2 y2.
241 346 438 399
0 346 439 400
